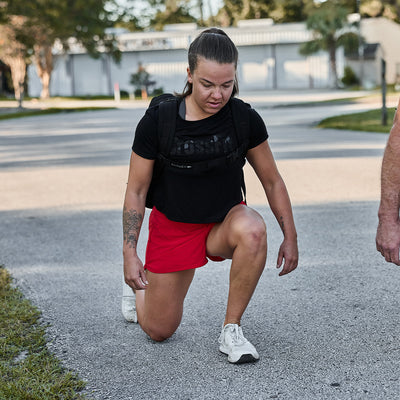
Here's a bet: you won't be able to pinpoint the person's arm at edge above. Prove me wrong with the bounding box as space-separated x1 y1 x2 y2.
123 152 154 289
376 99 400 265
246 140 298 276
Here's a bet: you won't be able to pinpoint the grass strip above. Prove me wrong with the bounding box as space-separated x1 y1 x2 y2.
266 97 363 109
317 107 396 133
0 265 89 400
0 107 115 121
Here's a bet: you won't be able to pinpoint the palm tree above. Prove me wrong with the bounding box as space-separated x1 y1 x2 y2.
299 1 359 88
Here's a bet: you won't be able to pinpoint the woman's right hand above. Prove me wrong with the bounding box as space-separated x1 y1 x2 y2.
123 255 148 290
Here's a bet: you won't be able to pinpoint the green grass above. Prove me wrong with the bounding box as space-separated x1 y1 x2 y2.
0 107 115 121
0 265 89 400
272 96 362 109
317 107 397 133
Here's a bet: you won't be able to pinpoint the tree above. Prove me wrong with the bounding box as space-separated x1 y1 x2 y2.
112 0 143 31
299 1 359 88
0 16 28 107
217 0 275 26
271 0 315 23
360 0 400 22
280 0 309 21
130 63 156 99
2 0 124 99
147 0 197 30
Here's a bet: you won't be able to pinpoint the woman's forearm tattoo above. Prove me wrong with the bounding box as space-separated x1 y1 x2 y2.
123 207 143 249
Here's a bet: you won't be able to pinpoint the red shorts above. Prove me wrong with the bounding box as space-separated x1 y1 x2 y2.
144 207 225 274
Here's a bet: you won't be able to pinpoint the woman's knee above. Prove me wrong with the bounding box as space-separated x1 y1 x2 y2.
232 209 267 251
141 318 181 342
139 303 183 342
146 324 177 342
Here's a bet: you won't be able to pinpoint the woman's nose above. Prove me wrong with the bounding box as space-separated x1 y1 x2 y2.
211 87 222 99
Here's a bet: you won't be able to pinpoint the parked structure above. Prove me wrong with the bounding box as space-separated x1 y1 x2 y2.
25 17 400 97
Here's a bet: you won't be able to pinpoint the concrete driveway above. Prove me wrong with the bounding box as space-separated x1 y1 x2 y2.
1 93 399 399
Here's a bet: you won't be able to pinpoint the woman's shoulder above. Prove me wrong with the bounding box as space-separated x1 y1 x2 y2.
228 97 268 145
149 93 180 107
228 97 265 128
144 94 182 124
229 97 263 124
230 96 251 108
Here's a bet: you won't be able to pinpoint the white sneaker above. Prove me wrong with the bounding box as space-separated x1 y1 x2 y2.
218 324 259 363
121 294 137 323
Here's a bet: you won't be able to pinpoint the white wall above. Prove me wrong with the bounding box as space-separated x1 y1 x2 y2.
22 18 400 97
238 45 275 90
111 49 187 95
361 18 400 84
28 40 342 97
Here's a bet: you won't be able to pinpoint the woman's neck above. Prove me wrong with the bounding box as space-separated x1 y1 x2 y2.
184 95 212 121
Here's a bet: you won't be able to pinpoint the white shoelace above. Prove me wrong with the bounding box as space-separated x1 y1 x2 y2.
228 325 246 346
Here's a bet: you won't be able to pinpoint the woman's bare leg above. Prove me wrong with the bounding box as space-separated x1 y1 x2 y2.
135 268 195 341
206 204 267 325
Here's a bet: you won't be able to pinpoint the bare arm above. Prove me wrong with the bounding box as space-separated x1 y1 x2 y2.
247 140 298 276
376 100 400 265
123 152 154 289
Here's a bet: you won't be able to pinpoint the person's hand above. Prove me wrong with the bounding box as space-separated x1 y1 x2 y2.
376 219 400 265
276 238 298 276
124 255 148 290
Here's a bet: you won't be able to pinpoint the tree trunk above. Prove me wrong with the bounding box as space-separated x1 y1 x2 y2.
241 0 251 20
329 46 339 89
34 44 53 99
198 0 204 24
5 56 26 105
40 70 51 99
0 17 27 106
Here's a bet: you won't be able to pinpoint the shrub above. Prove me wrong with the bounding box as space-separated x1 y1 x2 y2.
151 87 164 96
341 65 359 87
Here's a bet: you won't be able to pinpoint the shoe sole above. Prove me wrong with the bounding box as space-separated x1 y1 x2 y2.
122 313 137 323
233 353 258 364
219 348 259 364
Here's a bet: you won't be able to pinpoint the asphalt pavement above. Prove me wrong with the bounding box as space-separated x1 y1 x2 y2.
0 91 399 399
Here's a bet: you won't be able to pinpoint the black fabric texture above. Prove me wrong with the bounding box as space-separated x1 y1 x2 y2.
132 97 268 223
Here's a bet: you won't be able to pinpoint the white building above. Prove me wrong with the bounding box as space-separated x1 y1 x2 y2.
27 18 362 97
356 17 400 87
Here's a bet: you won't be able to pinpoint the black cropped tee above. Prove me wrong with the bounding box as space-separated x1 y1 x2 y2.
132 98 268 223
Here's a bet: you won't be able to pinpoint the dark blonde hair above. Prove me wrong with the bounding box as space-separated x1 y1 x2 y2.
179 28 239 97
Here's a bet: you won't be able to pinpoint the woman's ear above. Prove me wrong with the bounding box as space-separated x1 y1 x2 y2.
187 67 193 84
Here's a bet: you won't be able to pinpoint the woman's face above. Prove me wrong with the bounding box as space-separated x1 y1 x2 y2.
187 57 236 118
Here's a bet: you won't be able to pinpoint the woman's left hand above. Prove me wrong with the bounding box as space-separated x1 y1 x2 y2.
276 238 298 276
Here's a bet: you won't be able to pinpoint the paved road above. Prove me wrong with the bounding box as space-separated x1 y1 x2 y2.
1 94 399 400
